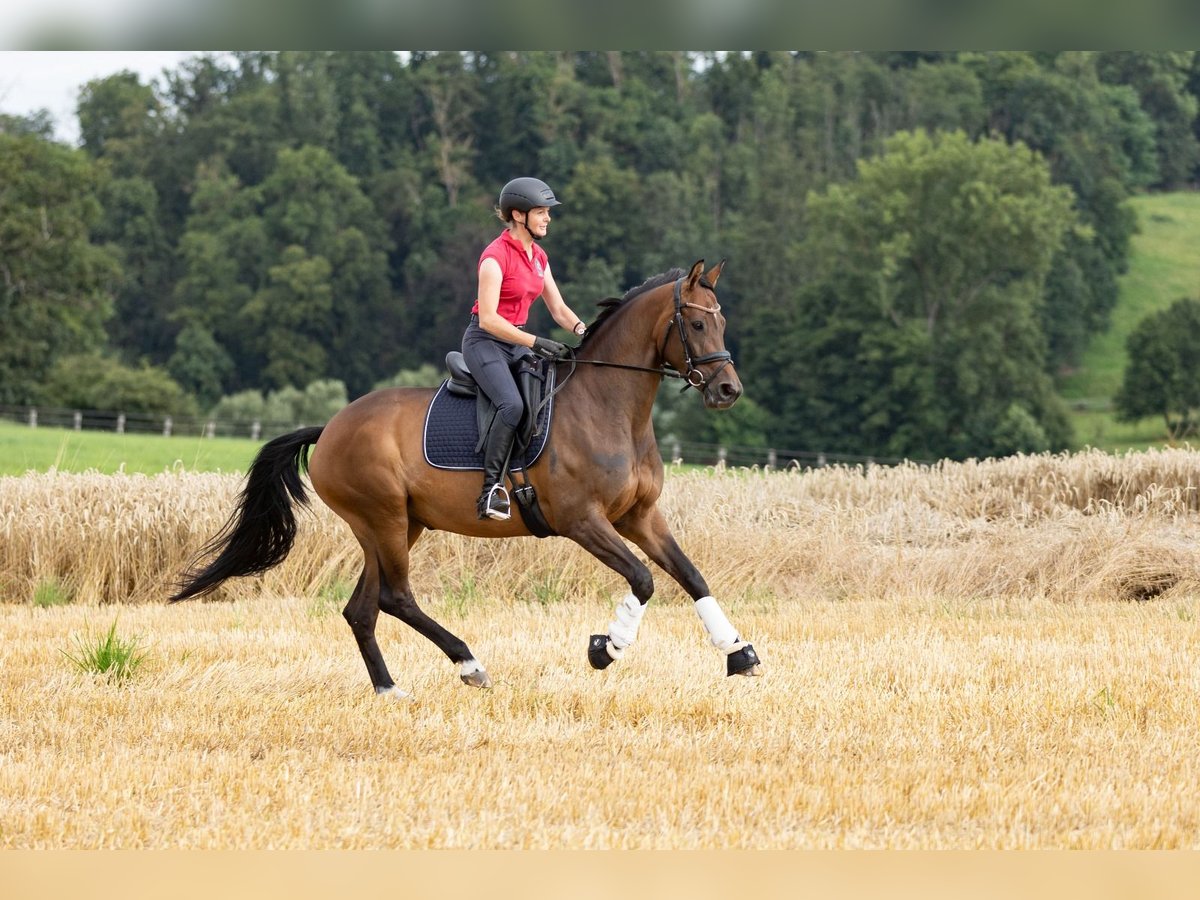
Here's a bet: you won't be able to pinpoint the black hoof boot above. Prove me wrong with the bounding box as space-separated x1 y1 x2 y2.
588 634 617 670
727 643 761 676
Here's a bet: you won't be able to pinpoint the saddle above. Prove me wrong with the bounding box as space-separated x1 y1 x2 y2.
424 352 557 537
444 351 553 457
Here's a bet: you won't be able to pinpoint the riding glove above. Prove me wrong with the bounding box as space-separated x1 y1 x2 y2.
532 336 571 359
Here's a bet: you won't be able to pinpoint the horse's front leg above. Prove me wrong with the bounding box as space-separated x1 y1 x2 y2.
616 506 761 677
561 512 656 670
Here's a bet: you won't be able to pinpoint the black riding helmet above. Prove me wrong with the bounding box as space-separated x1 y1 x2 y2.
498 177 561 219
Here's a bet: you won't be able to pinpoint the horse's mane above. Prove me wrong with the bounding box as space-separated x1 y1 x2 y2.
579 268 686 348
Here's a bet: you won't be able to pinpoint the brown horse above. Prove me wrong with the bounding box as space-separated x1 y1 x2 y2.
172 259 761 696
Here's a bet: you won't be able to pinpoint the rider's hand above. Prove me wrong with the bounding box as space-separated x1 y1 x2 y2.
532 336 571 359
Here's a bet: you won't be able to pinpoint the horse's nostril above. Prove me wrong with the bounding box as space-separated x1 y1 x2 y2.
719 382 739 401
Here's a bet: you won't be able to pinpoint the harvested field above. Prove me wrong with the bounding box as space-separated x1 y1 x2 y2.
1 449 1198 848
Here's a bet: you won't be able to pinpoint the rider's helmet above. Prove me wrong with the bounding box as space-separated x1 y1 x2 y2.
498 177 561 220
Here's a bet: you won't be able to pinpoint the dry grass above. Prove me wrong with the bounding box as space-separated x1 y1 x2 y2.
2 447 1199 607
1 449 1199 848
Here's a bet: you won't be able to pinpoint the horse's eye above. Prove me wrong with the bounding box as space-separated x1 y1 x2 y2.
691 319 704 331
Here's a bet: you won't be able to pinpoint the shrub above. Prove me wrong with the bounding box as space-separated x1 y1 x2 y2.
374 364 442 390
32 578 73 608
39 354 198 417
62 620 149 682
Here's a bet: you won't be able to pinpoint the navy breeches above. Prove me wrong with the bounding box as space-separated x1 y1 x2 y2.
461 324 532 429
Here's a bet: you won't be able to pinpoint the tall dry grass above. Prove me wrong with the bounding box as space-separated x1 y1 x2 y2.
2 449 1199 848
2 447 1198 607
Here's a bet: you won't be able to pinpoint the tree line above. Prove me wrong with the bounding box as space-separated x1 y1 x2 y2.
3 51 1198 458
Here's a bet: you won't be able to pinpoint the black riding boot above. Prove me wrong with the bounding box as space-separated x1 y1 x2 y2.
477 420 517 520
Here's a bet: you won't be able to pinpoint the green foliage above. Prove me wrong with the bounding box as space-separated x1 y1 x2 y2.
771 130 1076 459
1061 193 1200 403
39 354 198 417
62 620 149 683
33 578 74 608
209 389 268 425
990 404 1052 457
439 571 483 617
656 387 771 449
1115 297 1200 438
374 364 443 390
168 323 235 408
309 577 354 618
1095 52 1200 189
208 379 347 425
0 132 120 405
297 379 350 422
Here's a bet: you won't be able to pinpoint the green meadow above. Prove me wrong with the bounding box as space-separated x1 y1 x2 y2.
1061 191 1200 451
0 419 261 476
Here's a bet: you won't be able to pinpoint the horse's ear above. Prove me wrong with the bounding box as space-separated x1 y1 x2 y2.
704 259 726 288
687 259 705 290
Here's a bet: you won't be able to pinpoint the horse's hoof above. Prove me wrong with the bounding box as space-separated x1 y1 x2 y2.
726 644 761 677
460 669 492 688
459 659 492 688
588 634 618 670
460 670 492 688
376 685 415 701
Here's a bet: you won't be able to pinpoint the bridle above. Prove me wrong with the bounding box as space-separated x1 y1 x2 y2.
564 275 734 393
667 275 734 390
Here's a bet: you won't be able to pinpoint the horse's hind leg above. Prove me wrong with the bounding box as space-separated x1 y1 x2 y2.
375 521 492 689
342 554 410 699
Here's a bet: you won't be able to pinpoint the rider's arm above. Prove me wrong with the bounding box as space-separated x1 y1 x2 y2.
476 257 536 348
542 265 587 337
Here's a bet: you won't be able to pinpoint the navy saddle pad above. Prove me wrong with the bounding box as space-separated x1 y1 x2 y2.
422 382 553 471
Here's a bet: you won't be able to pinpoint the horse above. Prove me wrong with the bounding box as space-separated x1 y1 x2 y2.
171 259 761 697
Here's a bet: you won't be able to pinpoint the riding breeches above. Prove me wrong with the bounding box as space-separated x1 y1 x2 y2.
461 323 532 429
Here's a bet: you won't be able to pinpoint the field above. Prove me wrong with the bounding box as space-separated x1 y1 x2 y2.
1062 191 1200 449
2 451 1199 848
0 419 261 476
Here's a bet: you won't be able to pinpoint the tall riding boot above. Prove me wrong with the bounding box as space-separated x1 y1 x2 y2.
477 419 518 520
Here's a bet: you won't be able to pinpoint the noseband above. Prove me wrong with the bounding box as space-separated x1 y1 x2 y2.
668 275 733 391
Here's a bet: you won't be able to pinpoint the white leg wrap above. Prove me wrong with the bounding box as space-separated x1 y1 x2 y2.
694 595 746 654
607 593 647 656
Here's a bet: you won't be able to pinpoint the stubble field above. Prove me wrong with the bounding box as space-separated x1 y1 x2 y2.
1 449 1198 848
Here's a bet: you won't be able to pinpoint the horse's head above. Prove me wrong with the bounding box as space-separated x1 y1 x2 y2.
662 259 743 410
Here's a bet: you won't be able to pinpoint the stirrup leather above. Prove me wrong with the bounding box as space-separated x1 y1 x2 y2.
479 482 511 521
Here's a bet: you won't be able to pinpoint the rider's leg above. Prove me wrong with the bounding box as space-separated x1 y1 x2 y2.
462 327 526 520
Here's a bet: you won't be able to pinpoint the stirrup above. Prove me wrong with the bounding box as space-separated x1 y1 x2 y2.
478 483 511 521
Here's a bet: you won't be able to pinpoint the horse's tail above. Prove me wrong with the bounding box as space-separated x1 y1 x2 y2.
170 426 325 602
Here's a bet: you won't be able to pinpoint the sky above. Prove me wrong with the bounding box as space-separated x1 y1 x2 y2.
0 51 195 144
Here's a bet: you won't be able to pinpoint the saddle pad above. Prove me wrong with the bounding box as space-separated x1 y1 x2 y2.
423 381 554 471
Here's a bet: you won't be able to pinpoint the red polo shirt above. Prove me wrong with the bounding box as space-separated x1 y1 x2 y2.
471 230 548 327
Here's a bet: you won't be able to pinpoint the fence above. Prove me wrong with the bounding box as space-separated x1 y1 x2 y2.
0 404 306 443
0 404 916 470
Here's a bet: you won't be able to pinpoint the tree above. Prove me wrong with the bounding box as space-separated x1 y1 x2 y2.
1096 52 1200 189
173 146 395 395
0 133 120 404
167 323 235 408
965 52 1154 369
778 130 1077 459
1115 298 1200 439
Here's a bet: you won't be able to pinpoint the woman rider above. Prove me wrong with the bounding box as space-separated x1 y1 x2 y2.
463 177 588 521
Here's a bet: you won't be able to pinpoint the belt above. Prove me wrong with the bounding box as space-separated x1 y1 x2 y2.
469 314 525 329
